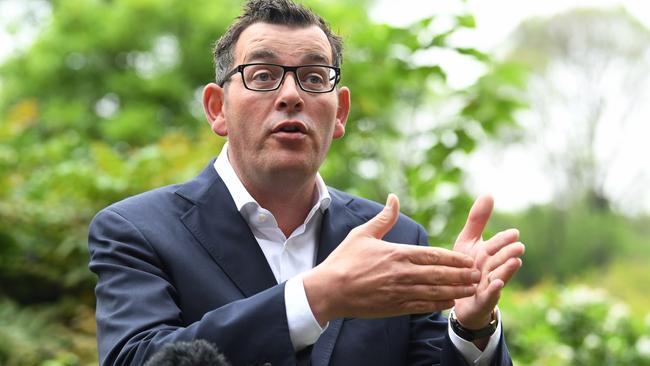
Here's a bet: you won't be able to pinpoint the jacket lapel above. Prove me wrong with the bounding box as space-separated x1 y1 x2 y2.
315 189 363 264
312 190 366 366
176 160 277 297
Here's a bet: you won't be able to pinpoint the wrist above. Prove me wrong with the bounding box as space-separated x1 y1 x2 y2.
449 308 498 342
302 267 336 326
453 305 496 329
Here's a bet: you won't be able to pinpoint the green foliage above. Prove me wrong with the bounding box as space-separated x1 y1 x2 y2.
0 0 237 305
501 284 650 365
488 201 650 286
583 260 650 316
0 298 96 365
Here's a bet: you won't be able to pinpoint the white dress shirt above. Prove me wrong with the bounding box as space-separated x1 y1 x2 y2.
213 143 500 365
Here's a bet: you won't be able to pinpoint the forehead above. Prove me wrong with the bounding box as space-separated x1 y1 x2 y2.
234 22 333 65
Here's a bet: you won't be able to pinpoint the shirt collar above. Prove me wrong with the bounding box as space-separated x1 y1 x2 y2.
213 142 331 213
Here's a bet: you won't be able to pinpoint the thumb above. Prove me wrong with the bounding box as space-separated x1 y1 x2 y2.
456 194 494 244
361 193 400 239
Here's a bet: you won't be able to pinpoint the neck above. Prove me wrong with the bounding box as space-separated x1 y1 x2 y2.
251 177 318 237
228 154 321 236
232 165 317 237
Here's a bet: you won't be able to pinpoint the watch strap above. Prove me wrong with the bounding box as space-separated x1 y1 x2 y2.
449 309 498 341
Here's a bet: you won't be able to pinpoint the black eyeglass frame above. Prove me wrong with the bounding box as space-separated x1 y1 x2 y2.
218 63 342 93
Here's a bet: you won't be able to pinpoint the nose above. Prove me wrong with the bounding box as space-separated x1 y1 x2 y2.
274 72 304 113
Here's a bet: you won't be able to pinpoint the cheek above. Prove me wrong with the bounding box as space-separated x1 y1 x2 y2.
313 97 339 120
321 105 340 137
224 98 261 133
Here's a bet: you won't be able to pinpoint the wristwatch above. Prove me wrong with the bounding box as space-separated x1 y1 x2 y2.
449 308 498 341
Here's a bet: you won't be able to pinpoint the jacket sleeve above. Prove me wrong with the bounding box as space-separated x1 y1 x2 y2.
406 224 513 366
88 208 296 366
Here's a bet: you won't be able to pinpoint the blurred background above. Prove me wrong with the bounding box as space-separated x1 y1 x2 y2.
0 0 648 364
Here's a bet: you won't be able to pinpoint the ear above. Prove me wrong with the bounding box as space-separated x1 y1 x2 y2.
332 86 350 139
202 83 228 136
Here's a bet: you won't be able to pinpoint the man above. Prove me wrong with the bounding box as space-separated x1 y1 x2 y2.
88 0 525 365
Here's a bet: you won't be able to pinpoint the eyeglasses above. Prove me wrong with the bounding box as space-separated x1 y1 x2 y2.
219 63 341 93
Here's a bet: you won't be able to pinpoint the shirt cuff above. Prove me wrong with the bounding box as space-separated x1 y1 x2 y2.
448 307 502 366
285 275 328 351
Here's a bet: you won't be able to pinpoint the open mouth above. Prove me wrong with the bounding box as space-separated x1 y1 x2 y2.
272 121 307 134
279 125 302 133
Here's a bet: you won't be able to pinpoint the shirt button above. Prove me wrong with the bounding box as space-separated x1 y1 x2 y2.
258 213 267 222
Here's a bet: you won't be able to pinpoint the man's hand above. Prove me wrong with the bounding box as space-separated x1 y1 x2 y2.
303 194 481 326
452 195 525 335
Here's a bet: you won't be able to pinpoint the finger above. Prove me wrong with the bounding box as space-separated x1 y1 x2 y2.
484 229 520 256
470 230 518 270
406 300 456 314
405 266 481 286
472 277 505 312
487 257 523 285
404 246 474 268
361 193 400 239
485 242 525 272
406 284 477 302
483 279 504 307
455 195 494 245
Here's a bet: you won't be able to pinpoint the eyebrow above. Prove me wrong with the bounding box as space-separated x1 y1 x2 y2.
301 52 330 65
244 50 331 65
245 50 279 63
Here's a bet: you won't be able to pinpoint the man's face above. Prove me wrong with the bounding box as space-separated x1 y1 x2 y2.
205 22 350 188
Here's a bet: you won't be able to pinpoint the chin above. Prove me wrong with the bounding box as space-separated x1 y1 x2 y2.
267 160 317 179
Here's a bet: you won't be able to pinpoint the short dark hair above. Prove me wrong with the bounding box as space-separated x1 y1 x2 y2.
213 0 343 85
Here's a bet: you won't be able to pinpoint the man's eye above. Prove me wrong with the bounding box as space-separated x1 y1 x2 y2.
304 74 325 84
252 71 274 81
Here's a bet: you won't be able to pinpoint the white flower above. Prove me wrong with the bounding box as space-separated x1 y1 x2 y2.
604 303 629 332
637 336 650 358
561 286 607 308
556 344 574 361
583 333 601 349
546 308 562 325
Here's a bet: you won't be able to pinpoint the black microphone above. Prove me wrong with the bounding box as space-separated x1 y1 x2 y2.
144 339 231 366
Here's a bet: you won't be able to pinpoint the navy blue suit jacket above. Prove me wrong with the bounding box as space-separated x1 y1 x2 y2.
88 160 513 365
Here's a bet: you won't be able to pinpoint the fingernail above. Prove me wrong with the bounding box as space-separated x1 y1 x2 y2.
471 270 481 282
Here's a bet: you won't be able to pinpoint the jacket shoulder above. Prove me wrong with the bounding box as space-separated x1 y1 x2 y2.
327 187 427 242
96 184 185 219
93 158 221 222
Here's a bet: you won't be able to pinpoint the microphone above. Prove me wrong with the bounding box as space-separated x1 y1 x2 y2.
144 339 231 366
